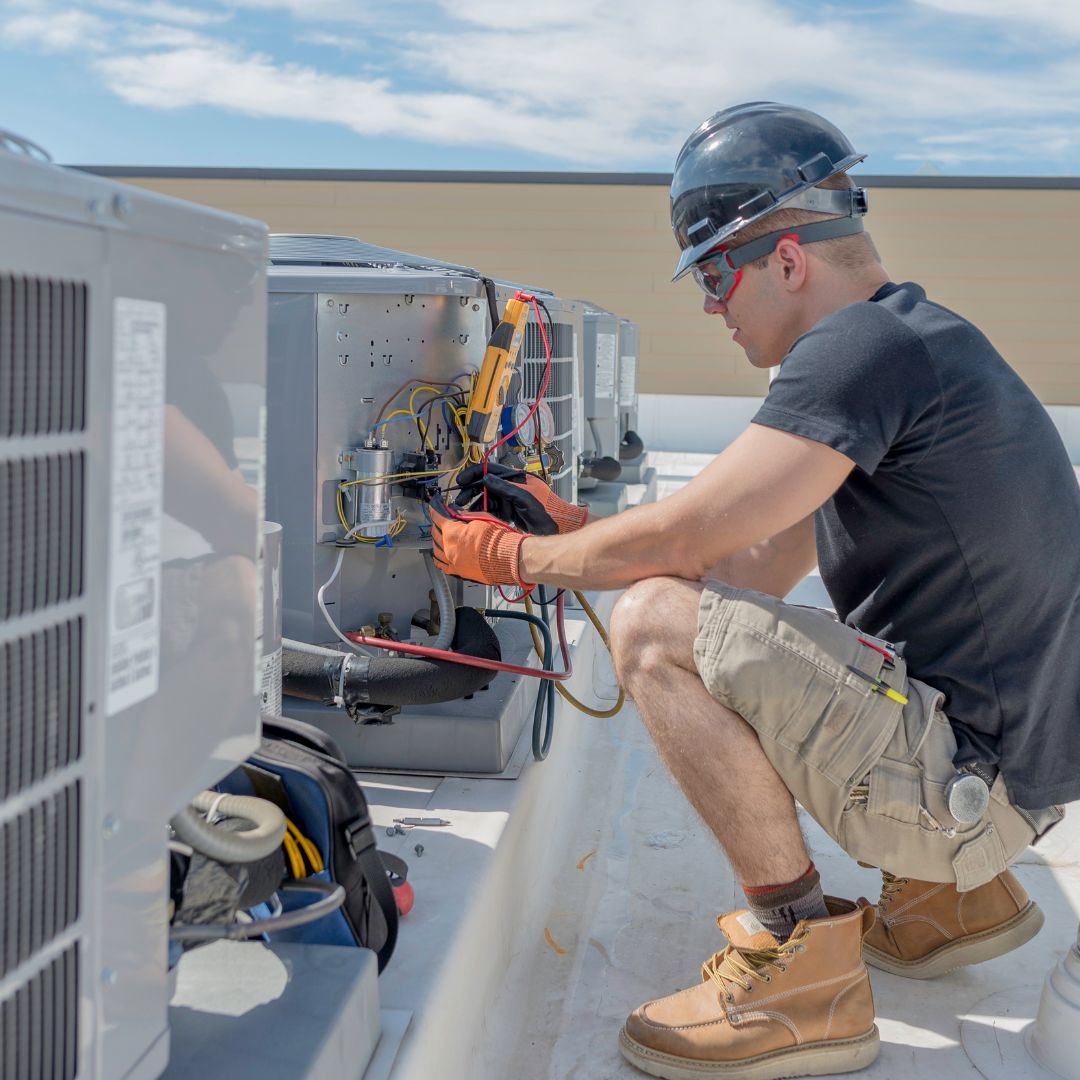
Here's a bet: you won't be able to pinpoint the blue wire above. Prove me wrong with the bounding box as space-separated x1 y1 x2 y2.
371 414 418 434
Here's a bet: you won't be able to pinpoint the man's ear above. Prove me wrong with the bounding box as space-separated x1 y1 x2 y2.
775 236 808 290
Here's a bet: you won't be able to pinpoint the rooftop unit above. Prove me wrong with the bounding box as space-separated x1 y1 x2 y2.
492 280 582 509
0 135 264 1078
265 236 551 774
617 318 652 486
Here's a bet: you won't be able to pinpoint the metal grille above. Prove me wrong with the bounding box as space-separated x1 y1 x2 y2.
0 454 85 620
520 320 576 501
1 618 83 801
0 276 87 438
0 266 88 1072
0 783 81 981
0 941 79 1080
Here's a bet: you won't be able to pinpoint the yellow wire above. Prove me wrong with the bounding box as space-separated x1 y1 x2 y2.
523 591 625 719
408 385 443 415
379 408 417 426
340 470 447 488
286 819 324 873
408 386 446 451
281 833 305 878
375 408 434 451
335 485 410 543
450 405 468 443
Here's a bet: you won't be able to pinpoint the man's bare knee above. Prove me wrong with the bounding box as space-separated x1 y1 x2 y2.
610 576 703 683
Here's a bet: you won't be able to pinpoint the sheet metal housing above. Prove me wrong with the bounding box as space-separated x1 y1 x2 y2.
0 143 264 1077
266 239 584 771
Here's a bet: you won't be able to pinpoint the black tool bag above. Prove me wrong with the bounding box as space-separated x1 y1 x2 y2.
220 714 399 972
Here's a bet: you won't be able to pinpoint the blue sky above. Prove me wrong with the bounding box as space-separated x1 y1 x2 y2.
2 0 1078 175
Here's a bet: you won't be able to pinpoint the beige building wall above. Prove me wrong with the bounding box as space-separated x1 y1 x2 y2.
108 173 1080 404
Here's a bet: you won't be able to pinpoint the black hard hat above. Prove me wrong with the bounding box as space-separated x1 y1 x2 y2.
670 102 867 281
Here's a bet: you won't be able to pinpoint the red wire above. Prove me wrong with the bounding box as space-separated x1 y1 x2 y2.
481 292 552 512
482 292 552 604
433 294 551 605
497 584 532 604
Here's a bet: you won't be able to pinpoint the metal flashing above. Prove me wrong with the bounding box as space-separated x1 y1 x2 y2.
67 165 1080 190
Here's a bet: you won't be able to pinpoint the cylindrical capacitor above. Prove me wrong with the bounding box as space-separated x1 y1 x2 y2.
349 443 394 539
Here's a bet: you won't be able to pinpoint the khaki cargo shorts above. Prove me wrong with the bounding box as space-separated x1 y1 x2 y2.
693 581 1044 891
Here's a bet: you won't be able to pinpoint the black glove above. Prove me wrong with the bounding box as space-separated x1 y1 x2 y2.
452 463 561 536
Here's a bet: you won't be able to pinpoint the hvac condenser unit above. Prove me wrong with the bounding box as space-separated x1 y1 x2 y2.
0 134 265 1078
617 318 651 484
618 318 640 448
580 305 622 468
491 280 582 509
266 236 554 774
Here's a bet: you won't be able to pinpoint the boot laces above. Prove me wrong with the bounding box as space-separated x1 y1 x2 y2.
878 870 910 910
701 930 808 1002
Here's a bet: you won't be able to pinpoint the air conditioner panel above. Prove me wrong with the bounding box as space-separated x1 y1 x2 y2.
0 617 82 802
1 151 265 1080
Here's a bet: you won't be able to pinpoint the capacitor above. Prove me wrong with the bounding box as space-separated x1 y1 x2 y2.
347 441 394 539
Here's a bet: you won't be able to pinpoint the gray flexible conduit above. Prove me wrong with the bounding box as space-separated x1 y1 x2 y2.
423 550 456 649
169 879 346 942
171 792 287 864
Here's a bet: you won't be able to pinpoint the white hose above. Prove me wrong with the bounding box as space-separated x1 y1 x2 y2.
318 547 374 656
171 791 286 864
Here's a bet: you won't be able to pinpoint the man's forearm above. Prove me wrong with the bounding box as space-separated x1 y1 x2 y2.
517 426 852 592
701 514 816 597
518 501 710 590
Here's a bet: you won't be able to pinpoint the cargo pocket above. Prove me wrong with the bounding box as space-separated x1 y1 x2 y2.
708 627 901 788
866 759 923 825
952 824 1007 892
797 682 900 787
694 585 906 789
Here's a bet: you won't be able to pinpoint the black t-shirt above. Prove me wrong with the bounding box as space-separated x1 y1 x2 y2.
754 281 1080 809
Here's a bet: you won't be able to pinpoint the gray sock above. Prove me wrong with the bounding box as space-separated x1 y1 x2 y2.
743 863 829 943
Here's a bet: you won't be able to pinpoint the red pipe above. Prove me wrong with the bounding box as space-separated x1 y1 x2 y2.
343 633 571 681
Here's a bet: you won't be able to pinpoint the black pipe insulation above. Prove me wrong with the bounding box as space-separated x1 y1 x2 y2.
619 429 645 462
583 455 623 482
281 607 501 709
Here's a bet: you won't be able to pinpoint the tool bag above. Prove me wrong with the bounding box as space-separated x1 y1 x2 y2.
219 714 399 972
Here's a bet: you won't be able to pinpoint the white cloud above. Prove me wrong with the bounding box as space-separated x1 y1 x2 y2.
215 0 387 21
94 41 637 161
1 8 107 51
915 0 1080 39
120 22 214 49
90 0 231 26
2 0 1079 170
298 31 369 52
893 120 1078 170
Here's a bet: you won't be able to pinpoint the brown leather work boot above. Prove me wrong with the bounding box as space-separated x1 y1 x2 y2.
862 867 1044 979
619 898 879 1080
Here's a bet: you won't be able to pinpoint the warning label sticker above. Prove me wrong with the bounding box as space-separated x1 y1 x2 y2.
106 298 166 716
595 332 616 399
619 355 637 407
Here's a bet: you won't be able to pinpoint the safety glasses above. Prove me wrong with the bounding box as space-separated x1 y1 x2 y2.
690 250 742 303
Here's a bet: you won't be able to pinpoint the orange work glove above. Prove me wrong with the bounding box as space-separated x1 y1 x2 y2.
453 463 588 536
429 499 530 587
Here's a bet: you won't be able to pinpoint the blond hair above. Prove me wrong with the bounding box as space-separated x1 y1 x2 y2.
731 174 880 272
